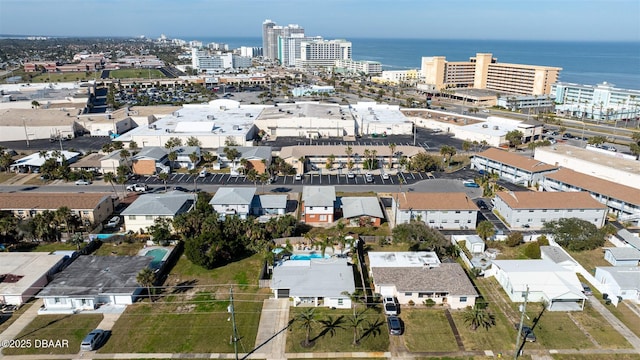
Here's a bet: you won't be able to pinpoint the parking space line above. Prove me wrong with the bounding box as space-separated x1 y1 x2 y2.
418 172 424 179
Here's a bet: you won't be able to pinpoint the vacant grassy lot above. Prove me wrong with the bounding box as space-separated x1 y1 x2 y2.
2 314 103 355
450 305 517 352
286 307 389 353
32 242 78 253
0 172 15 183
109 69 165 79
571 303 632 348
402 308 458 352
568 244 612 275
31 72 98 83
100 254 269 353
586 284 640 338
93 241 144 256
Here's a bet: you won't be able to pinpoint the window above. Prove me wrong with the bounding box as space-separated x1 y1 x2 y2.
568 209 573 212
455 211 461 214
337 298 343 305
319 215 327 221
429 220 435 223
442 220 448 223
405 292 412 296
454 220 460 223
128 215 136 220
542 209 547 213
309 207 314 210
580 209 585 212
324 207 328 210
460 296 467 302
555 209 559 212
146 215 153 220
467 220 472 223
529 210 534 213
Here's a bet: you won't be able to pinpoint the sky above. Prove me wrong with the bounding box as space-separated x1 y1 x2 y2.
1 0 639 41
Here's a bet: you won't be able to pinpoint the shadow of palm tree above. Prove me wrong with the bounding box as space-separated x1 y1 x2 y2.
16 314 73 340
358 317 385 342
312 315 345 341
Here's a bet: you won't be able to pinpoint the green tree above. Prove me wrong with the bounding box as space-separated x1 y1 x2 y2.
136 267 156 302
542 218 610 251
409 153 440 172
346 308 367 346
167 151 177 172
297 308 317 348
476 220 495 241
103 172 120 198
462 305 496 331
158 172 169 192
505 130 524 147
392 221 450 255
505 231 523 247
388 143 397 169
439 145 456 167
148 217 172 245
186 136 202 147
587 136 607 146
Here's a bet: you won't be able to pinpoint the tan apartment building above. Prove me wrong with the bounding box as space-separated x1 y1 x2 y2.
421 53 561 96
0 193 115 226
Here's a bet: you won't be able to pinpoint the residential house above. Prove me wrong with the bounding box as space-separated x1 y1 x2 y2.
271 258 355 308
540 168 640 226
486 259 587 311
0 192 114 227
302 186 336 223
37 256 153 314
9 151 80 173
209 187 256 219
100 150 131 174
251 194 287 216
391 192 478 229
131 147 170 175
493 191 608 230
173 146 201 170
471 148 557 186
616 229 640 251
216 146 272 173
0 253 67 306
340 197 385 226
594 266 640 305
603 247 640 267
368 252 478 309
70 153 104 173
121 191 196 233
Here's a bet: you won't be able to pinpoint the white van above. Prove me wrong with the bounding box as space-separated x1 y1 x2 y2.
198 168 208 178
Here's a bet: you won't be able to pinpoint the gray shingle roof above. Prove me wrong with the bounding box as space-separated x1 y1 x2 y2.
302 186 336 207
210 187 257 205
604 247 640 261
371 263 478 296
121 192 196 216
253 194 287 209
37 256 152 296
133 146 167 160
341 197 384 219
216 146 272 160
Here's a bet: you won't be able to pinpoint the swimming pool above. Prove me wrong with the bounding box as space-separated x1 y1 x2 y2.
144 248 169 269
290 253 330 261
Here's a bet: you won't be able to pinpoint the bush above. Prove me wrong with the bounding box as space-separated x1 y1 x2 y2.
523 241 541 259
423 299 435 307
505 232 523 247
537 235 549 246
408 300 416 307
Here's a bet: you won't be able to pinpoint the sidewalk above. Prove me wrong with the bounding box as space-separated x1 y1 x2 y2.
587 296 640 350
0 299 42 345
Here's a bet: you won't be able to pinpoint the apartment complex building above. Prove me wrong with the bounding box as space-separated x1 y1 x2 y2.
295 39 352 69
471 148 558 186
277 34 323 67
391 192 478 229
552 81 640 121
335 59 382 76
420 53 561 96
262 19 305 60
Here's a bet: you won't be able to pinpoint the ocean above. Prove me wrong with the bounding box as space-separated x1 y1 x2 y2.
192 37 640 90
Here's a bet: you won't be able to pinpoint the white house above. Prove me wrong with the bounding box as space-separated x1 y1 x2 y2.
9 150 80 173
452 235 485 254
251 194 287 216
594 267 640 305
121 191 197 233
209 187 256 219
493 191 608 230
271 258 355 309
0 253 67 306
37 256 153 314
540 246 579 272
486 259 587 311
603 248 640 267
471 148 557 186
391 192 478 229
368 252 478 309
302 186 336 223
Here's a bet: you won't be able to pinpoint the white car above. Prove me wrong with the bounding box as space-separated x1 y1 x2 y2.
106 216 120 228
347 172 355 179
365 173 374 183
382 173 390 180
198 168 208 178
75 179 91 185
294 174 302 181
126 183 148 192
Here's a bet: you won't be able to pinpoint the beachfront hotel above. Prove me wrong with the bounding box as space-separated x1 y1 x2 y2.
420 53 561 96
552 81 640 121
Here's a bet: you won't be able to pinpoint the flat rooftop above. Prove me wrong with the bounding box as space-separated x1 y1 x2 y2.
0 252 66 296
0 108 79 127
258 102 345 121
537 144 640 177
368 251 441 268
350 102 412 125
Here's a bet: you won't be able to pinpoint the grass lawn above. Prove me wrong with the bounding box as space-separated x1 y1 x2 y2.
0 172 15 183
570 303 633 349
109 69 166 79
0 302 34 333
450 306 517 352
286 307 389 353
100 254 269 353
402 308 458 352
31 72 99 83
567 243 612 275
552 355 640 360
586 284 640 338
1 314 103 355
93 241 144 256
531 311 593 350
32 242 78 253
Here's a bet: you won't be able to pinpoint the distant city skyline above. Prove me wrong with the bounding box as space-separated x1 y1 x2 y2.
1 0 639 42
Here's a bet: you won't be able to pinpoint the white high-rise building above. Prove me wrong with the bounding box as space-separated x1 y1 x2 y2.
295 39 352 69
278 34 323 67
262 19 304 60
335 59 382 75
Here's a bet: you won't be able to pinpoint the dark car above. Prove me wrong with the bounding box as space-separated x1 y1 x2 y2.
522 326 536 342
173 186 188 192
387 316 402 335
477 200 488 210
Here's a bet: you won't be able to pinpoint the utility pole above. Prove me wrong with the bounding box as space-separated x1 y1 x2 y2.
22 118 30 148
228 286 239 360
514 285 530 359
413 122 417 146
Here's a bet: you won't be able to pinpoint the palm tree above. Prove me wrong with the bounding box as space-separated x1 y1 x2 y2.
119 149 131 170
462 305 496 331
167 151 177 172
258 171 271 193
347 308 367 346
128 141 139 151
319 236 335 258
388 143 396 169
158 172 169 192
476 221 496 241
136 267 156 302
54 206 73 237
345 146 353 169
297 308 317 347
439 145 457 168
246 168 259 186
103 172 120 198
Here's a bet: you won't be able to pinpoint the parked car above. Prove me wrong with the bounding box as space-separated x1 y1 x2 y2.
382 173 390 180
126 183 148 192
383 297 398 316
106 216 120 228
198 168 208 178
463 180 480 188
365 173 374 183
387 316 402 335
173 186 188 192
521 326 536 342
477 200 488 210
581 283 593 296
347 172 355 179
81 329 105 351
294 174 302 181
75 179 91 186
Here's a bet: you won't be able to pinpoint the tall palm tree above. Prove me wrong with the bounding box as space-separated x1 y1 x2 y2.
297 308 317 347
319 236 335 258
136 267 156 302
54 206 73 237
345 146 353 169
439 145 457 168
258 171 271 193
347 308 367 346
128 141 139 151
103 172 120 198
119 149 131 170
158 172 169 192
388 143 396 169
167 151 177 172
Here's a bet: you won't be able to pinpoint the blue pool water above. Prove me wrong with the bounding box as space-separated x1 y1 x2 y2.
145 248 169 269
290 254 330 261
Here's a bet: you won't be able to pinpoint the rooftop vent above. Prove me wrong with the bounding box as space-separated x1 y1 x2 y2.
207 115 215 120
